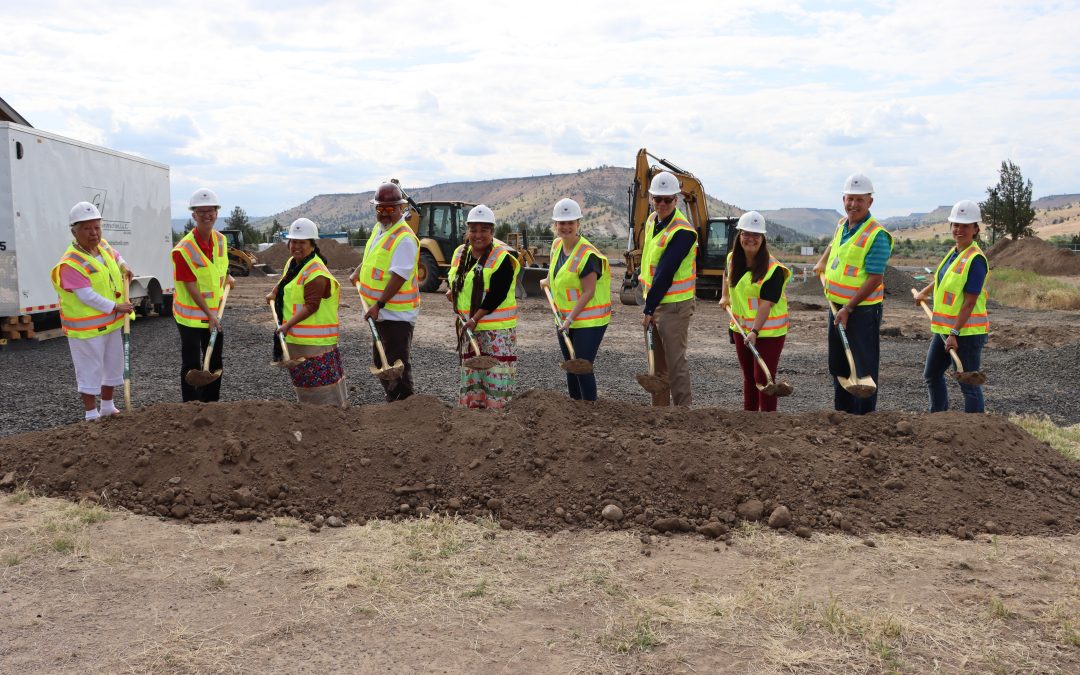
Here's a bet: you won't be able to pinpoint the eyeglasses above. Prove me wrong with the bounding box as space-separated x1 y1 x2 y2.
653 196 676 204
374 204 401 214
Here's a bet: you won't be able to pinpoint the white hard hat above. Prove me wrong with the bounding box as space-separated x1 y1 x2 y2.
467 204 496 225
552 198 583 221
736 211 767 235
649 171 681 196
69 201 102 226
842 173 874 195
286 218 320 240
948 200 980 224
189 188 221 210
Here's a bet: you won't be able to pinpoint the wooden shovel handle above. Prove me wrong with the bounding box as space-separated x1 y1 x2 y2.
354 282 393 369
723 305 775 384
457 314 484 358
542 284 578 360
911 288 966 373
268 298 294 362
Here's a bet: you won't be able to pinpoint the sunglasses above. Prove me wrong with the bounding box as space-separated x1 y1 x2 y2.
653 196 676 204
374 204 401 214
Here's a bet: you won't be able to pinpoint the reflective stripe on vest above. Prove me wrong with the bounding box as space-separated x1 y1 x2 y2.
283 258 341 346
50 240 125 339
638 210 698 304
931 244 989 336
448 240 521 330
727 253 790 338
823 216 891 306
548 236 612 328
172 230 229 328
358 222 420 311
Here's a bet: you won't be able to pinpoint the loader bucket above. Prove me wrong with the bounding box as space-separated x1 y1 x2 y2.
519 266 548 298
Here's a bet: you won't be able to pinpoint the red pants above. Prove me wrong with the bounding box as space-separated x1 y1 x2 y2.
733 333 785 411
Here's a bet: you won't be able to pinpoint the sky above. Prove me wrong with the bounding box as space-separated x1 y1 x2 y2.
3 0 1079 220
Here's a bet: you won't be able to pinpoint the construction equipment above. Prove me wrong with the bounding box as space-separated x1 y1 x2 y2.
268 299 306 370
354 281 404 381
184 285 231 387
541 285 594 375
819 276 876 398
635 325 668 394
911 288 986 385
389 179 542 296
723 305 793 397
620 148 739 305
220 229 273 277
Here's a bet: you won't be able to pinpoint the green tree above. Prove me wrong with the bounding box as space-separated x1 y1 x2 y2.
172 218 195 244
223 205 265 246
269 218 283 240
980 160 1035 243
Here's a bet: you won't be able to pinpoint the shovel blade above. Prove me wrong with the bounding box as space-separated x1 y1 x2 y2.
464 355 499 370
560 358 594 375
635 373 668 394
185 369 222 387
372 360 405 381
273 358 306 369
953 371 986 386
756 382 779 396
774 381 795 397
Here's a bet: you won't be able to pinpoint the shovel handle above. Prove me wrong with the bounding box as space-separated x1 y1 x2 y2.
645 324 657 376
542 285 578 360
456 314 485 358
355 282 393 368
723 305 776 385
268 300 295 362
911 288 967 373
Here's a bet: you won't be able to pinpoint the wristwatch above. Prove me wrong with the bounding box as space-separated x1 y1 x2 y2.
377 300 387 309
949 328 960 337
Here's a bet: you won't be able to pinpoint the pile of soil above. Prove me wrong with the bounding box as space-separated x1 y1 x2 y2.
258 239 361 271
2 392 1078 539
987 236 1080 275
787 265 918 298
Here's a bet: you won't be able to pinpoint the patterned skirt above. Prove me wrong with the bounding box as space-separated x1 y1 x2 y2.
287 345 347 406
458 328 517 410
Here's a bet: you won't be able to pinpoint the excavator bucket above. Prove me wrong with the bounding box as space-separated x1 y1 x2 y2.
520 267 547 298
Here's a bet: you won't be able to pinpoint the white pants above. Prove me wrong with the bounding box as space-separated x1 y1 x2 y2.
67 329 124 396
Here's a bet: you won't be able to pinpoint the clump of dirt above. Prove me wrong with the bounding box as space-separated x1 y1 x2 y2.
258 239 361 271
2 391 1078 538
988 236 1080 275
787 265 918 298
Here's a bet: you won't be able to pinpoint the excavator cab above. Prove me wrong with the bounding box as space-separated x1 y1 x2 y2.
220 228 271 276
408 200 473 292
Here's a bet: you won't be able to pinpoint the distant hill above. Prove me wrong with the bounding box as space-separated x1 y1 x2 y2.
881 206 952 231
758 208 843 237
252 167 759 240
1033 194 1080 210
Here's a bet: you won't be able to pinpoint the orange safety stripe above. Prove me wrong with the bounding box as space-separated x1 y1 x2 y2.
826 279 884 302
59 310 123 332
931 311 988 330
477 305 517 325
855 223 882 248
176 240 208 268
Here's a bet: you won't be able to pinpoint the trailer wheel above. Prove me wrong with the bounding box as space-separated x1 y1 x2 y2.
417 251 442 292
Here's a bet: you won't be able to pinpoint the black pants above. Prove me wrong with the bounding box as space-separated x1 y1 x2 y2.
372 320 414 402
178 323 224 402
827 303 881 414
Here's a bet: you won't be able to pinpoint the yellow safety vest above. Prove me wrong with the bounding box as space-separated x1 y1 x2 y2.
639 209 698 304
931 243 989 336
448 239 521 330
727 252 790 338
172 229 229 328
282 257 341 346
358 221 420 312
824 216 893 306
547 235 611 328
50 240 125 339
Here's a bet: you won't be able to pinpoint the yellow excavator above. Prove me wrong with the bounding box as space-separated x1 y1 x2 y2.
392 180 544 297
619 148 738 305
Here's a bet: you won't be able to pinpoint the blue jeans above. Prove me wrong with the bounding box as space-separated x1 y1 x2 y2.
557 325 607 401
828 304 882 415
924 333 986 413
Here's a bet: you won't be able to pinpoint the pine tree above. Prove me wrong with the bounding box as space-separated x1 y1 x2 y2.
980 160 1035 242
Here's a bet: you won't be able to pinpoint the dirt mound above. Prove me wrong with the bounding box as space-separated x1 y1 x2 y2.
787 265 918 298
987 236 1080 275
258 239 361 271
2 392 1078 538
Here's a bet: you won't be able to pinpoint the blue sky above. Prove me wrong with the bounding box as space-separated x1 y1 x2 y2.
3 0 1078 219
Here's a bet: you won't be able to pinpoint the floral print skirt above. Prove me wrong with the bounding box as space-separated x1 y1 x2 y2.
458 328 516 410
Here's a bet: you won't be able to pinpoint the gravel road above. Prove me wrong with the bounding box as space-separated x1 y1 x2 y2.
3 274 1079 438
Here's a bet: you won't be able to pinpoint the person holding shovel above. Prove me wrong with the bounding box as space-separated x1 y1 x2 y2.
51 202 134 421
720 211 791 412
640 171 698 407
172 188 234 403
267 218 345 406
348 182 420 402
812 174 893 415
446 205 521 410
913 200 988 413
539 198 611 401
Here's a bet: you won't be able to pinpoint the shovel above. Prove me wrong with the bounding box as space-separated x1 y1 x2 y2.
541 285 593 375
723 305 793 397
184 285 231 387
353 282 404 381
635 324 669 394
820 275 876 398
122 276 132 411
910 288 987 386
456 315 498 370
268 298 307 369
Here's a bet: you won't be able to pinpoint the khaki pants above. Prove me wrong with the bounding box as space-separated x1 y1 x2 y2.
650 298 695 407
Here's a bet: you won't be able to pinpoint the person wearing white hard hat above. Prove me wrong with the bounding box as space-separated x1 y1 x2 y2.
348 182 420 401
639 171 698 406
539 198 612 401
51 202 135 420
446 204 521 409
913 200 989 412
719 211 791 411
172 188 235 402
266 218 345 406
812 173 893 414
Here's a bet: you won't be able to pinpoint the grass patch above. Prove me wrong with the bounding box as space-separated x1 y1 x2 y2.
987 268 1080 310
462 579 487 598
4 552 22 566
8 487 33 505
600 615 663 654
1010 414 1080 462
272 517 300 528
989 596 1014 620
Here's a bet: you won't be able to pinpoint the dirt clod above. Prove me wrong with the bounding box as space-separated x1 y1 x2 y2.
737 499 765 522
767 506 792 529
697 522 729 538
601 504 624 522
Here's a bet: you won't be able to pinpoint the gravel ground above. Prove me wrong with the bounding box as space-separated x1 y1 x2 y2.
3 275 1079 438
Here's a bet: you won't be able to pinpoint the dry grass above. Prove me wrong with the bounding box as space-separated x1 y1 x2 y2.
1011 413 1080 462
988 268 1080 310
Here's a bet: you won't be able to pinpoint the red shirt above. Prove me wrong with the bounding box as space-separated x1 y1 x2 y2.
172 228 215 282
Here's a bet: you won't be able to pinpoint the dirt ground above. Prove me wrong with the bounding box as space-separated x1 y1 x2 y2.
2 267 1080 672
